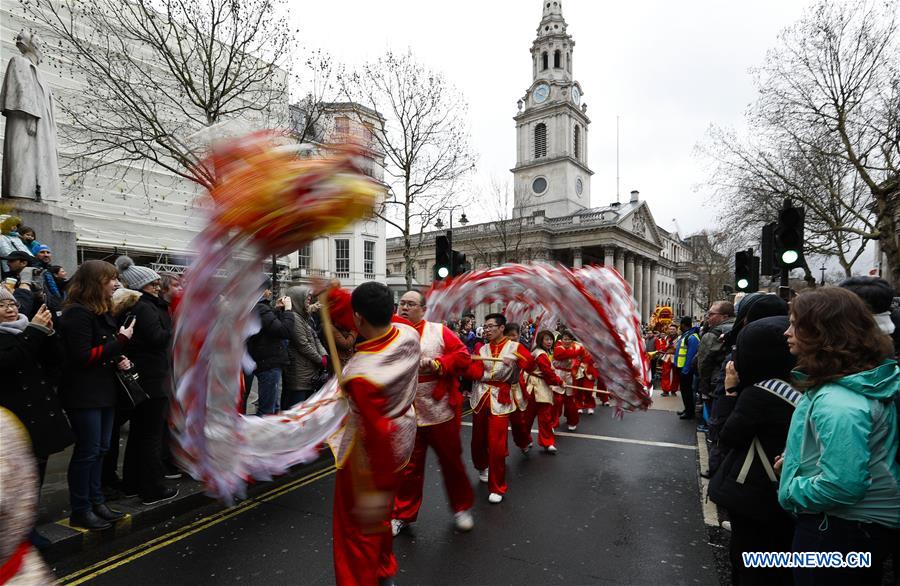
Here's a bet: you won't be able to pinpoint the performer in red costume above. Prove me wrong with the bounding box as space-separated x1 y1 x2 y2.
574 351 602 414
462 313 533 504
552 331 585 431
320 282 420 586
518 330 565 453
506 323 536 455
659 323 680 396
390 290 475 536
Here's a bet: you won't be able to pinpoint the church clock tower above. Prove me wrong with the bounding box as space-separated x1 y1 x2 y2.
512 1 593 219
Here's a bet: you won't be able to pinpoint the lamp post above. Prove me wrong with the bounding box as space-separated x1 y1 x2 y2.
819 265 826 287
434 206 469 233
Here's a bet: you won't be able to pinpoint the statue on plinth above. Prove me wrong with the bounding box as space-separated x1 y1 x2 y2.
1 29 60 201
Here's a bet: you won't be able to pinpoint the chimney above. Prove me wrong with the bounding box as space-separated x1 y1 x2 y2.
630 190 640 203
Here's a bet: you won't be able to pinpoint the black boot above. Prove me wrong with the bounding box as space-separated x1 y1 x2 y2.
93 503 126 522
70 510 112 531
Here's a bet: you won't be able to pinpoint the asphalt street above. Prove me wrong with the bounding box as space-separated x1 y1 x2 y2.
55 399 718 585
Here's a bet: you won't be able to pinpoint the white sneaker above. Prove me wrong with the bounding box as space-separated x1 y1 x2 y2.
454 510 474 531
488 492 503 504
546 445 558 454
391 519 408 537
567 425 577 431
521 442 533 455
577 409 584 414
478 469 489 483
721 520 732 532
587 408 595 415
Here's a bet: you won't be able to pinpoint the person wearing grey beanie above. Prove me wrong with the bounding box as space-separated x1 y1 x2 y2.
115 256 160 292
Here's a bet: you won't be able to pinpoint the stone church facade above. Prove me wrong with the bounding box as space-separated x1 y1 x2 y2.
386 1 699 323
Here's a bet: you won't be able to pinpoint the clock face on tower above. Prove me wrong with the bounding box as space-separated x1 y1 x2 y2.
572 86 581 105
533 83 550 104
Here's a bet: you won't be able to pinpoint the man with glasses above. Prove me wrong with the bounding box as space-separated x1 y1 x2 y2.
697 301 735 428
391 290 475 536
463 313 534 504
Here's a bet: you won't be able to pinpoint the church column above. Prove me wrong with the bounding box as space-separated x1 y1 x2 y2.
615 248 625 278
604 247 615 270
633 257 644 321
642 260 652 321
624 253 635 293
649 262 659 314
572 247 583 269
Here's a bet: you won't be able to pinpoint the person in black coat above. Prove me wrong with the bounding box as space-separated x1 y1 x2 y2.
243 277 294 415
115 256 179 505
708 316 797 586
0 290 73 484
58 260 134 531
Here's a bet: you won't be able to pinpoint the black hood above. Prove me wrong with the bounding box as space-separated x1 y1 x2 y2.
734 316 796 388
726 293 789 347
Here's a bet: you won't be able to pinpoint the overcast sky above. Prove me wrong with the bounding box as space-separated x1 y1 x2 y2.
290 0 812 237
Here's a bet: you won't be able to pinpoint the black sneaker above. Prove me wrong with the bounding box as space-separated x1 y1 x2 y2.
141 487 179 506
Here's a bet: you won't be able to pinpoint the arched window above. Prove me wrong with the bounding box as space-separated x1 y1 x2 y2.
554 50 561 69
541 52 548 71
573 124 581 159
534 123 547 158
567 52 571 72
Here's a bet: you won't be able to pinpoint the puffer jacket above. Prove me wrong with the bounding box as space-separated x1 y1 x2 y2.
282 286 326 392
778 360 900 528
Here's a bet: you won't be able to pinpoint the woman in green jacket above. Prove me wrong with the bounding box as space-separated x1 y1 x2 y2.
778 287 899 585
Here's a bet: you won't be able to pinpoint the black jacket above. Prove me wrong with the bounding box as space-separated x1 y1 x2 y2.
708 384 796 521
58 304 126 409
127 292 173 397
246 300 294 373
0 324 74 457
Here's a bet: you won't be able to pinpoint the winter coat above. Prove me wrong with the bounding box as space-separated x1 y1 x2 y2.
57 304 125 409
0 323 74 457
709 381 798 521
127 292 173 398
674 327 701 375
698 317 735 397
246 299 294 373
283 286 326 392
778 360 900 528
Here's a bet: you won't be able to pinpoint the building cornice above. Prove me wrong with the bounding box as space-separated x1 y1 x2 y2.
511 154 594 176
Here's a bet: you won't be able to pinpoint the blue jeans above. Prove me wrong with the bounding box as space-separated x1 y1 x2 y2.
67 407 115 514
245 368 282 416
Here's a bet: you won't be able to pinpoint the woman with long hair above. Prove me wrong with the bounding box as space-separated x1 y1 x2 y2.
58 260 135 531
777 287 899 585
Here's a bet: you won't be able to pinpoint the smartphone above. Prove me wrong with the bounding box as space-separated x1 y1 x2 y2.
123 313 136 329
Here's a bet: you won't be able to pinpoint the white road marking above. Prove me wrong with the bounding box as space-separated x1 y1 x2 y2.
696 431 720 527
459 421 697 451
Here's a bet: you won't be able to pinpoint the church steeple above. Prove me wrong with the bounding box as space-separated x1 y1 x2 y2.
531 1 573 83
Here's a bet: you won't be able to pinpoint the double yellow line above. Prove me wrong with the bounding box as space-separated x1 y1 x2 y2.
59 465 336 585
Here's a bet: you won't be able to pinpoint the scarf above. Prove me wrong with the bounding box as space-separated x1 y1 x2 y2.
0 315 29 335
873 311 896 335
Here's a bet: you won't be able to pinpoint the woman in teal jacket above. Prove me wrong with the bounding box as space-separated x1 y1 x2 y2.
777 287 899 585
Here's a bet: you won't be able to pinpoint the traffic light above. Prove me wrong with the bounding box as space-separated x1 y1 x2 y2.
774 200 805 270
735 248 760 292
434 234 451 281
760 222 776 276
451 250 469 276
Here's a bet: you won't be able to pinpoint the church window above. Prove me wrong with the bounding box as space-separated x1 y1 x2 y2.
532 177 548 194
534 123 547 158
541 52 548 70
554 50 561 68
567 52 571 72
574 124 581 159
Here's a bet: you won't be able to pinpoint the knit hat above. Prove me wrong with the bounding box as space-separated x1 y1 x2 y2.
0 287 14 303
35 244 51 253
115 255 160 291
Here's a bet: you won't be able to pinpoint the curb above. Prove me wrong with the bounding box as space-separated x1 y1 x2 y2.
39 455 332 564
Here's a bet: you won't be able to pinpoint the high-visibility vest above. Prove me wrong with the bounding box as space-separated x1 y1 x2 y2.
676 333 699 368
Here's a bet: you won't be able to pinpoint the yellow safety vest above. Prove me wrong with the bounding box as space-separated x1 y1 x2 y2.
676 333 699 369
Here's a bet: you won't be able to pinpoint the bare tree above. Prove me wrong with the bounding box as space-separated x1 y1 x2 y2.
686 230 738 312
467 177 527 267
339 50 476 289
754 0 900 287
703 126 877 277
21 0 304 190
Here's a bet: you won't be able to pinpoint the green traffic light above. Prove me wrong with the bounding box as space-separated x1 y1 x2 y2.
781 250 799 265
437 266 449 279
737 278 750 290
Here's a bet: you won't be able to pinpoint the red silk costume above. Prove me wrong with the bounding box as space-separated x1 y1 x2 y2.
392 320 474 523
552 341 585 428
511 348 563 448
660 335 679 393
325 290 419 586
463 338 533 495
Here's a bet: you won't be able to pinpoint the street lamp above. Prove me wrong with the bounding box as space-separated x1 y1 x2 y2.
434 206 468 231
820 264 826 287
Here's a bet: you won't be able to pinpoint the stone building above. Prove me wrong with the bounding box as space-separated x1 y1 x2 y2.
386 1 699 323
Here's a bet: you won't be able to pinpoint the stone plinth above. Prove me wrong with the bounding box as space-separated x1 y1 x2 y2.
6 198 77 271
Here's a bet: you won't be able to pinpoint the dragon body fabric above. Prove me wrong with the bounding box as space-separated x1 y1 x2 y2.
426 263 652 413
170 132 380 502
